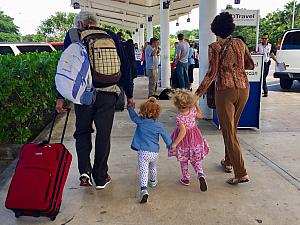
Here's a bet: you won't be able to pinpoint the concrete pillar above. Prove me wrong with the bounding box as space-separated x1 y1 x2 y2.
146 16 153 42
198 0 217 119
139 24 145 49
135 28 140 48
160 0 171 88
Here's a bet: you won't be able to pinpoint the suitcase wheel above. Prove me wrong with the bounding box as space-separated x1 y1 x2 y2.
50 216 56 221
49 202 61 221
14 211 22 218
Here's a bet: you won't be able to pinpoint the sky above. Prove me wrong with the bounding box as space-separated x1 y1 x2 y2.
0 0 294 35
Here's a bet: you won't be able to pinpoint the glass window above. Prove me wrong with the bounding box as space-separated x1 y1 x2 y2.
0 46 14 55
17 45 53 54
282 31 300 50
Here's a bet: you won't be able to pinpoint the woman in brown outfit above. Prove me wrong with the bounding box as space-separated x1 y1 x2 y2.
194 12 254 185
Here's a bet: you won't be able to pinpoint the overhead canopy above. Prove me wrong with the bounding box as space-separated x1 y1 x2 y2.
70 0 199 31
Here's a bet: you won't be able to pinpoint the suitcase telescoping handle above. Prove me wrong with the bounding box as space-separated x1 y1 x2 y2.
47 108 71 144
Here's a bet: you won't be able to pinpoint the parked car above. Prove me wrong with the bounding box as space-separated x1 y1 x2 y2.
274 29 300 89
0 42 56 56
48 42 64 51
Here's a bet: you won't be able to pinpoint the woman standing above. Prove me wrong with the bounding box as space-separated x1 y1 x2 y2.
194 12 254 185
187 41 196 91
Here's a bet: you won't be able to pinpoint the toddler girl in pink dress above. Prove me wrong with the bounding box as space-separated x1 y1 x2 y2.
169 89 209 191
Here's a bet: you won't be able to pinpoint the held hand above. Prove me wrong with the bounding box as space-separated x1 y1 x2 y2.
127 98 136 108
171 143 177 150
55 99 67 113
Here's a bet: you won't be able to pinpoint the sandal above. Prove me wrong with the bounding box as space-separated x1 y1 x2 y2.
227 176 250 185
220 159 233 173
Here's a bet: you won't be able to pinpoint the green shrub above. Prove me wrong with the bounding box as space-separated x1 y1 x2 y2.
0 51 61 144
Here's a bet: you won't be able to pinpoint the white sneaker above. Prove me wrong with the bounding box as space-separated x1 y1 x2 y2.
140 189 149 203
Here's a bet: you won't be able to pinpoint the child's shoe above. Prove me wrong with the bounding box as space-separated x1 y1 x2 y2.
140 189 149 203
198 173 207 192
180 178 190 186
149 180 158 188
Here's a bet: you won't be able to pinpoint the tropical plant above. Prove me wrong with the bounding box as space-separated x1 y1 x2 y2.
0 51 61 144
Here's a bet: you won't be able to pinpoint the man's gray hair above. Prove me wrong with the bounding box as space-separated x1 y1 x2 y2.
73 11 97 28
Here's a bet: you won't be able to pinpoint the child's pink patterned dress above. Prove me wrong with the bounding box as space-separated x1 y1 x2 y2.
169 107 209 162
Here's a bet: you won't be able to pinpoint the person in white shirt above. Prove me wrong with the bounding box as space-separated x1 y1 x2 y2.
257 33 279 97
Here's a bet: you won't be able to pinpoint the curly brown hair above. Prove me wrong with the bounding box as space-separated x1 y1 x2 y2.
172 89 194 111
211 12 235 39
139 97 161 119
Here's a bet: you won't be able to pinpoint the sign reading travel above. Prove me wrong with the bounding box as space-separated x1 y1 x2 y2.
223 9 259 26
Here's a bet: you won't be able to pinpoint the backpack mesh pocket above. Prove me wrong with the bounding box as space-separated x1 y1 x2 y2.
92 47 120 76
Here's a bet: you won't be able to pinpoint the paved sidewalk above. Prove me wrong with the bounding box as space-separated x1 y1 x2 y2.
0 76 300 225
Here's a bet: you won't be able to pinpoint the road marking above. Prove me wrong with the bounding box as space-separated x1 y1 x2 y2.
240 139 300 190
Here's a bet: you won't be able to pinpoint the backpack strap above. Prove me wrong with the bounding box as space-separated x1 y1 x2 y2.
69 28 80 43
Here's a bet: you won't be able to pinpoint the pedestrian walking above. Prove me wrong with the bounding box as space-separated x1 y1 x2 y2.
55 11 135 189
127 97 172 203
169 89 209 191
194 12 254 185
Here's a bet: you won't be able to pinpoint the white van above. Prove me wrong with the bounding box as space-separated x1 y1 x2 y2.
274 29 300 89
0 42 56 56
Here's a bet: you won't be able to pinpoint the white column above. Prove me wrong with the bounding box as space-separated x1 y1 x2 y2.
160 0 171 88
198 0 217 119
139 24 145 49
135 28 140 48
146 16 153 42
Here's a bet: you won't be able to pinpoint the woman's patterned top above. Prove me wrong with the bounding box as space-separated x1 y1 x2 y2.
195 38 255 96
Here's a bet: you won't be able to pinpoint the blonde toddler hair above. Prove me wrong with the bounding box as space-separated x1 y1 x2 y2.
172 89 194 111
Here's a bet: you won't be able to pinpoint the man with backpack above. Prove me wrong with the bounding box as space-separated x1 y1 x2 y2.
56 11 135 189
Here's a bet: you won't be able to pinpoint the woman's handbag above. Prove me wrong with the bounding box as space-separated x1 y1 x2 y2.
206 39 232 109
206 82 216 109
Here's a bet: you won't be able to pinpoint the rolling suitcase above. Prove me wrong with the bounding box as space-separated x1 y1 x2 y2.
5 109 72 221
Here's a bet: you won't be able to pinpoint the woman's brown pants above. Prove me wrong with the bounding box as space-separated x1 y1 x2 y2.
216 88 249 178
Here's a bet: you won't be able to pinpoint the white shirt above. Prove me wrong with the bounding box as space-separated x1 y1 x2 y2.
258 43 272 62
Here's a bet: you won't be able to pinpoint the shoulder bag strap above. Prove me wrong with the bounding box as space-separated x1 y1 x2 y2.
69 28 80 43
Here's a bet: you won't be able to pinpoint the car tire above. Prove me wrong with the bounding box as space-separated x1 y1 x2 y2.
280 78 293 89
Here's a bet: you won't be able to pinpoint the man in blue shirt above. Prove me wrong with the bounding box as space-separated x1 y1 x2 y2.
145 37 159 98
55 11 135 189
176 33 190 90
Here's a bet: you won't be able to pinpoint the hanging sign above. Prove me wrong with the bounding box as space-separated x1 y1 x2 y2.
223 9 259 26
73 2 80 9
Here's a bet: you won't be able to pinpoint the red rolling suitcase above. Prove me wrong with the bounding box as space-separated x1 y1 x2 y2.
5 109 72 221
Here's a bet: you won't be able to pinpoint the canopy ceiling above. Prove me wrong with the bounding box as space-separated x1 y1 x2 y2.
70 0 199 31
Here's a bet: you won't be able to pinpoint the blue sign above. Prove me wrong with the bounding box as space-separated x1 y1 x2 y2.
234 0 241 4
